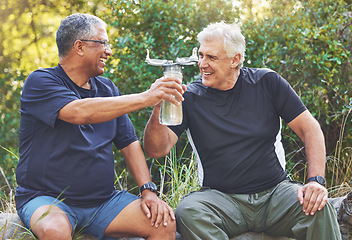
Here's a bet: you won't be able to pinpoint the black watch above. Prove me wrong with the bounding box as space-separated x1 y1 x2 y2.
307 176 326 186
140 182 158 193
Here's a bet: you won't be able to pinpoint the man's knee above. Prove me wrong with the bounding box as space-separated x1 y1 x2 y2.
35 223 72 240
175 194 217 233
148 220 176 240
292 202 341 240
30 205 72 240
176 196 202 223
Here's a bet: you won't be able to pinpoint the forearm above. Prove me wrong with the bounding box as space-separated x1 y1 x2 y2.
304 124 326 178
290 111 329 214
288 110 326 178
143 105 176 158
58 92 151 125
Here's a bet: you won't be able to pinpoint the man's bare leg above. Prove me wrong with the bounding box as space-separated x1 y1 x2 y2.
104 199 176 240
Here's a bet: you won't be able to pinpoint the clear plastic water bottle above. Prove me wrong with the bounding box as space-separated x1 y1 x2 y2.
159 64 183 125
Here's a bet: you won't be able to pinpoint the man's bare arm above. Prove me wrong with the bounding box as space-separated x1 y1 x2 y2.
143 104 179 158
58 77 184 125
288 110 328 215
121 140 175 227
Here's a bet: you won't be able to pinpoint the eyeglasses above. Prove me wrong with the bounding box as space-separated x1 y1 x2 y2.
80 39 111 49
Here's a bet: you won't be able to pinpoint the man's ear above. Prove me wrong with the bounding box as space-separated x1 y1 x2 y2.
73 40 84 57
231 53 241 68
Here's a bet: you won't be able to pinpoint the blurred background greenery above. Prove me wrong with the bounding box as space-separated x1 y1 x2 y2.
0 0 351 203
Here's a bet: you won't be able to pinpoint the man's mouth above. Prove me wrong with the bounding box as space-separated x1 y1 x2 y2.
100 58 107 67
203 72 213 76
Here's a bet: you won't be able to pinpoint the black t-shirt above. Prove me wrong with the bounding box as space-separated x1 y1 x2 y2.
16 64 138 209
169 67 306 194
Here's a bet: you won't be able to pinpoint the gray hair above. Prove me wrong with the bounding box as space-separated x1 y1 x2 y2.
56 13 106 58
197 22 246 68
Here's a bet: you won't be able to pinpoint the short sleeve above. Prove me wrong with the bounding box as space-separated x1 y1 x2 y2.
21 69 78 128
113 114 138 150
264 72 307 123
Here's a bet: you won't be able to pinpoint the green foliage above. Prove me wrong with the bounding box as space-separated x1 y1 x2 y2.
326 108 352 197
156 143 200 209
0 0 105 72
242 0 352 168
0 71 23 190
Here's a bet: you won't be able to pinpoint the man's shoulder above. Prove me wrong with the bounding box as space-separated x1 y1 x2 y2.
24 66 63 88
26 66 70 86
186 80 207 96
28 66 60 77
241 67 277 84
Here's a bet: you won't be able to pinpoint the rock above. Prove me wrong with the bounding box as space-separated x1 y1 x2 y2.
338 192 352 225
0 212 96 240
336 192 352 240
0 213 32 239
2 194 352 240
0 214 290 240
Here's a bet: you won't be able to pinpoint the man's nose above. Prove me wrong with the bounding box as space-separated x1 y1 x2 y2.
105 45 113 56
198 58 208 68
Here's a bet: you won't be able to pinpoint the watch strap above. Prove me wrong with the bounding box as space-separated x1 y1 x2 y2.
140 182 158 193
307 176 326 186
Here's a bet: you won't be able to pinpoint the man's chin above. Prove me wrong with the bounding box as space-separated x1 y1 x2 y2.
202 79 212 87
97 68 105 76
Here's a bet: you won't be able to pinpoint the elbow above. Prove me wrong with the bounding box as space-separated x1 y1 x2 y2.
145 150 168 159
143 141 170 159
143 124 176 158
144 147 166 159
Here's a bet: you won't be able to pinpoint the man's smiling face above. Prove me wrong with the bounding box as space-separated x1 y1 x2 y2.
82 25 112 77
198 38 239 91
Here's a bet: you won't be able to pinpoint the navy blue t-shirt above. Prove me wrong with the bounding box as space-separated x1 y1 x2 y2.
169 68 307 194
15 64 138 209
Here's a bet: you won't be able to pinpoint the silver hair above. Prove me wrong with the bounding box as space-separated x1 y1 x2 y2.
56 13 106 58
197 22 246 68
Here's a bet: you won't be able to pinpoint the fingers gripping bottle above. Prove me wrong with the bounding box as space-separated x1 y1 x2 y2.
159 64 183 125
145 47 198 125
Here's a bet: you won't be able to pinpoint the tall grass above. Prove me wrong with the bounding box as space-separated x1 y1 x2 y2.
0 146 17 215
326 107 352 198
155 142 200 209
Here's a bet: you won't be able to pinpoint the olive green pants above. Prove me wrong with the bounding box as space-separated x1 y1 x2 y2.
176 180 341 240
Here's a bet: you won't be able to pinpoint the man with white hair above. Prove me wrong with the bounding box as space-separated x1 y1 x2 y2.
143 22 341 240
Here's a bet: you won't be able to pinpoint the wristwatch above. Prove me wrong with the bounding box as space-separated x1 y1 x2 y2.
140 182 158 193
307 176 326 186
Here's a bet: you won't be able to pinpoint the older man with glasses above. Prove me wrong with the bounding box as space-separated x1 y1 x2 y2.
15 13 182 240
